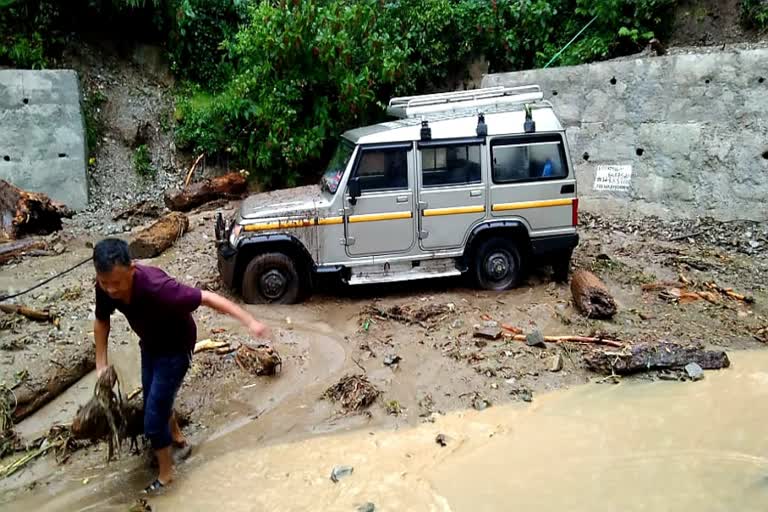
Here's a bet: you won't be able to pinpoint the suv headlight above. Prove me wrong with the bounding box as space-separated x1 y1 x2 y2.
229 223 243 246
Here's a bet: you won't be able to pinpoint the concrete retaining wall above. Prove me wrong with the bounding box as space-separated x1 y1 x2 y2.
0 70 88 210
483 49 768 221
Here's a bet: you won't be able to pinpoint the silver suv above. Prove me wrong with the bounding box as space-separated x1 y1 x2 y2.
215 85 579 304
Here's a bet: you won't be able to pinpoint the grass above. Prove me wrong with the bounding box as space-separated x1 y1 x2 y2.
133 144 156 178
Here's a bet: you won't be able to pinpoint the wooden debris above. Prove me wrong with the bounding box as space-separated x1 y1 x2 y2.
13 347 95 423
570 270 617 319
128 212 189 259
583 341 730 375
704 282 754 304
193 339 229 354
112 200 162 221
235 343 282 376
0 180 73 240
164 171 247 212
0 303 57 323
183 153 205 189
505 333 625 348
501 323 523 335
363 303 455 328
323 374 380 413
0 239 48 265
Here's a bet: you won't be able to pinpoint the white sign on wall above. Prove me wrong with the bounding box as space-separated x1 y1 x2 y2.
593 164 633 192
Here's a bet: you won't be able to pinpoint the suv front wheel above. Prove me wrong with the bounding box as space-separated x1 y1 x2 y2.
473 237 522 291
242 252 302 304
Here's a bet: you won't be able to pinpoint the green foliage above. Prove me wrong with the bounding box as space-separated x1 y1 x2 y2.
742 0 768 29
168 0 247 88
133 144 156 177
84 89 108 159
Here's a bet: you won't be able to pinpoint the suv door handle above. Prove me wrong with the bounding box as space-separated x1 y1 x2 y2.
560 184 575 194
396 195 409 203
469 190 482 197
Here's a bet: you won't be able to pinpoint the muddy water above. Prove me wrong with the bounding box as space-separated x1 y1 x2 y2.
8 350 768 511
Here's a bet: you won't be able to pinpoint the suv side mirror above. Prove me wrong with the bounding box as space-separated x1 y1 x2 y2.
348 177 361 205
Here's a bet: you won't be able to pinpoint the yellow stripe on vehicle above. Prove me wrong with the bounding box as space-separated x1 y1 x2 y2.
492 198 573 212
244 219 314 231
423 205 485 217
317 217 343 226
348 211 412 223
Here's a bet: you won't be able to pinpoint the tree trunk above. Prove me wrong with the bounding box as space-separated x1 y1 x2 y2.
128 212 189 259
0 303 55 323
570 269 617 319
0 239 48 265
0 180 73 241
583 341 730 375
12 347 96 423
164 172 247 212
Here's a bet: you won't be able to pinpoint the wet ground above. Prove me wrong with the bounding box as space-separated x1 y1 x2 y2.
0 196 767 509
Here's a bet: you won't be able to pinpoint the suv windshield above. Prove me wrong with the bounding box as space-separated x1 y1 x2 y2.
320 139 355 195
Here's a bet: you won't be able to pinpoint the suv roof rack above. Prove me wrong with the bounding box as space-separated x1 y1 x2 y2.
387 85 544 119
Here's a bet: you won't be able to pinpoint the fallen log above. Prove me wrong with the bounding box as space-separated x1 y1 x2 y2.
164 171 247 212
12 347 95 423
0 303 56 323
0 180 73 240
583 341 730 375
128 212 189 259
0 239 48 265
570 270 617 319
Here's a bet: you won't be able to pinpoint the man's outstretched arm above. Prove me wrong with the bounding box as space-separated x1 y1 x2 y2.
94 318 111 374
200 290 270 339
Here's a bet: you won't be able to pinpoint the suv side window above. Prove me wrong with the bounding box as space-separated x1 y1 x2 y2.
492 137 567 183
421 144 482 187
354 148 409 193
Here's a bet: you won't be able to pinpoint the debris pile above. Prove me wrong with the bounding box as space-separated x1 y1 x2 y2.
363 302 455 328
323 375 380 413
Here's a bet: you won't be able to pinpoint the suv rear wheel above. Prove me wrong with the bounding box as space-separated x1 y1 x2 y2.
473 237 522 291
242 253 302 304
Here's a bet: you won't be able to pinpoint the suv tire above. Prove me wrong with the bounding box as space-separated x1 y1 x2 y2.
242 252 302 304
474 237 522 291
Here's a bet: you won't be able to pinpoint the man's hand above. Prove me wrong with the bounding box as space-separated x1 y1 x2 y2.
248 319 271 340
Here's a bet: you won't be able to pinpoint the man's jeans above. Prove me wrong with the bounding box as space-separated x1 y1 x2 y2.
141 350 191 450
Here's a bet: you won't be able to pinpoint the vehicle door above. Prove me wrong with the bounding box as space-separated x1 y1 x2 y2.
344 143 415 257
488 133 576 232
417 138 486 250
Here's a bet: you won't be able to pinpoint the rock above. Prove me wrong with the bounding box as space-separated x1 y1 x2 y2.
451 319 464 329
472 397 491 411
685 362 705 381
330 465 354 483
52 242 65 254
435 433 447 447
357 503 376 512
383 354 402 367
474 326 502 340
549 353 564 372
526 329 546 348
482 320 499 328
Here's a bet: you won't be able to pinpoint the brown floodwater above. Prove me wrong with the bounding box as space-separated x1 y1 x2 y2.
7 350 768 511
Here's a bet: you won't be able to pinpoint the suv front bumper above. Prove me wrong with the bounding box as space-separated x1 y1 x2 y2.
215 214 238 289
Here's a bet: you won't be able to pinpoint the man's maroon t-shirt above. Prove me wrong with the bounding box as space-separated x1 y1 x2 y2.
95 265 202 354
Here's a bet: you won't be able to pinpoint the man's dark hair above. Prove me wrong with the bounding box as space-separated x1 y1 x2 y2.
93 238 132 273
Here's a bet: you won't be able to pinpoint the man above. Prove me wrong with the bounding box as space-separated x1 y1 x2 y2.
92 238 270 493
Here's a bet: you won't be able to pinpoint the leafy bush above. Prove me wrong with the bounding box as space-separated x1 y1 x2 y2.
742 0 768 29
167 0 247 88
133 144 156 177
176 0 677 186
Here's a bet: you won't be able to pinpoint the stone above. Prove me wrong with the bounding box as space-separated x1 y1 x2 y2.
357 504 376 512
330 465 354 483
435 434 447 447
526 329 546 348
474 326 502 340
549 353 564 372
685 362 705 381
451 319 464 329
383 354 402 367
